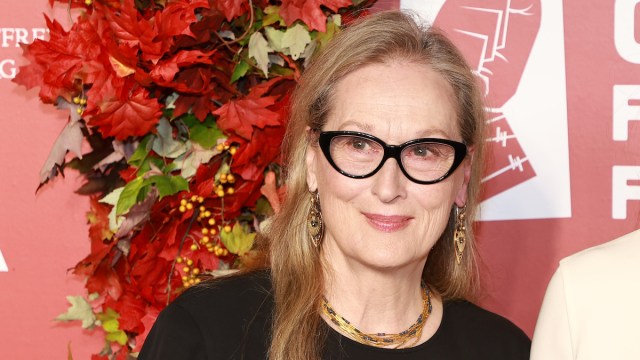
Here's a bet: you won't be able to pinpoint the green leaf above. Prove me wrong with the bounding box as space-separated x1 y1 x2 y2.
128 135 153 168
100 187 125 231
55 296 96 329
97 309 127 346
143 175 189 199
282 24 311 60
190 120 225 149
263 5 284 26
219 223 256 256
248 31 273 77
116 177 145 215
316 15 341 50
230 60 251 83
106 330 128 346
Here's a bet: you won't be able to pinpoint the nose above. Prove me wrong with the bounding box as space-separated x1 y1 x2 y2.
370 158 408 203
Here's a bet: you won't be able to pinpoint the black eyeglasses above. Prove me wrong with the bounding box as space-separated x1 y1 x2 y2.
318 131 467 184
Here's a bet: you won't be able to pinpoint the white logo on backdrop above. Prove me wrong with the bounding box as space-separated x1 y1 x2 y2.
401 0 571 221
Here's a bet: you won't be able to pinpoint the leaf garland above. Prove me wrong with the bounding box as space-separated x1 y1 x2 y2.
15 0 376 357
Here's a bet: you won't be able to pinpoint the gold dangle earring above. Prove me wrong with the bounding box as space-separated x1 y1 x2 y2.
454 206 466 264
307 190 324 248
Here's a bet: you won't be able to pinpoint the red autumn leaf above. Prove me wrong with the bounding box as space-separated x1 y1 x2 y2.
231 125 285 181
280 0 352 32
214 96 281 140
150 49 217 83
89 87 162 140
157 0 210 38
173 92 219 121
86 262 123 300
260 171 286 214
14 15 102 102
99 0 153 47
97 0 164 63
212 0 246 22
104 291 147 332
88 196 113 243
133 307 160 352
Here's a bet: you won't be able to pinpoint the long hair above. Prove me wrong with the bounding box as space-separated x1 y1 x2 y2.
257 10 486 359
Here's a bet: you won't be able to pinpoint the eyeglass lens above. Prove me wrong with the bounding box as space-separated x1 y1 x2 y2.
328 134 457 182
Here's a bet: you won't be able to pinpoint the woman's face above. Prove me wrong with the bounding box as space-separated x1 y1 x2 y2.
306 61 472 272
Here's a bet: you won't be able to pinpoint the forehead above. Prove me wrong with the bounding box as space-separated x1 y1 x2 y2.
325 62 459 140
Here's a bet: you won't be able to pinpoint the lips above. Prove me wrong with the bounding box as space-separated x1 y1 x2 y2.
362 213 413 232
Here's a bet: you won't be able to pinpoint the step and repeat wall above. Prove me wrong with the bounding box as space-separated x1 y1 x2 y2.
0 0 639 358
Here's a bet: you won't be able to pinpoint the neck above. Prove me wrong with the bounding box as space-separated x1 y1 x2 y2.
321 255 427 334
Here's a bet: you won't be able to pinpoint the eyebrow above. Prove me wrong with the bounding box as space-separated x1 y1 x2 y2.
336 120 373 132
336 121 455 140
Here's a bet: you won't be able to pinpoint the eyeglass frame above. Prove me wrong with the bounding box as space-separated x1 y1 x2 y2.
316 130 468 185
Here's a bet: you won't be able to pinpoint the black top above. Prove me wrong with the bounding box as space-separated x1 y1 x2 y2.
139 271 530 359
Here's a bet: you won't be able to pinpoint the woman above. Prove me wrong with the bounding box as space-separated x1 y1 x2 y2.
139 11 530 360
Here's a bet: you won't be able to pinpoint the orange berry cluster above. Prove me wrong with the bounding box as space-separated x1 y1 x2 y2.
176 256 201 288
175 194 233 276
178 195 204 213
214 171 236 198
72 95 87 115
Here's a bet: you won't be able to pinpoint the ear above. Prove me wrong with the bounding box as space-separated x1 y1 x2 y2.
454 150 474 207
305 128 319 192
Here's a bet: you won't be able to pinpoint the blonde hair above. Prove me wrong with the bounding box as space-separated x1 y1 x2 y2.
256 10 486 359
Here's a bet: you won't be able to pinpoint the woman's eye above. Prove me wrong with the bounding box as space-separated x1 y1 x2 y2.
413 146 430 157
352 140 366 149
348 138 371 150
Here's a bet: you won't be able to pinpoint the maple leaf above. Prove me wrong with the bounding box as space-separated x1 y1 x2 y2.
151 118 189 158
104 291 147 333
260 171 285 214
265 24 311 60
89 87 163 140
212 0 246 22
280 0 352 32
97 308 128 345
115 188 157 238
248 31 273 77
56 296 97 329
133 307 160 352
150 49 217 83
220 223 256 256
157 0 209 38
281 24 312 60
39 115 84 184
214 95 281 140
88 196 114 244
14 15 102 102
175 144 220 179
86 262 123 300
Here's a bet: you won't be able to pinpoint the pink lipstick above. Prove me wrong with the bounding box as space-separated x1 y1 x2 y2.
362 213 412 232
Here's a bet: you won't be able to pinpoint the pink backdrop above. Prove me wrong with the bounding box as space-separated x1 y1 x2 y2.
1 0 639 358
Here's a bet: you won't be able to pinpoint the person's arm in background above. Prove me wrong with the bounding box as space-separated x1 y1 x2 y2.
530 266 574 360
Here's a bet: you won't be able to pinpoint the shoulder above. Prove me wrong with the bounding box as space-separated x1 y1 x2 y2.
139 270 273 360
559 228 640 274
440 300 530 356
443 300 528 337
553 229 640 301
173 269 273 314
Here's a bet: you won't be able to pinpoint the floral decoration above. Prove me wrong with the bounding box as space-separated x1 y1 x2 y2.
14 0 375 357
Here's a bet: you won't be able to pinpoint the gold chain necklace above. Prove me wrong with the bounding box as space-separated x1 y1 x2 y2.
321 283 432 349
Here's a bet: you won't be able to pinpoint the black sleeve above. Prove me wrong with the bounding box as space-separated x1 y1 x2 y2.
138 303 207 360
